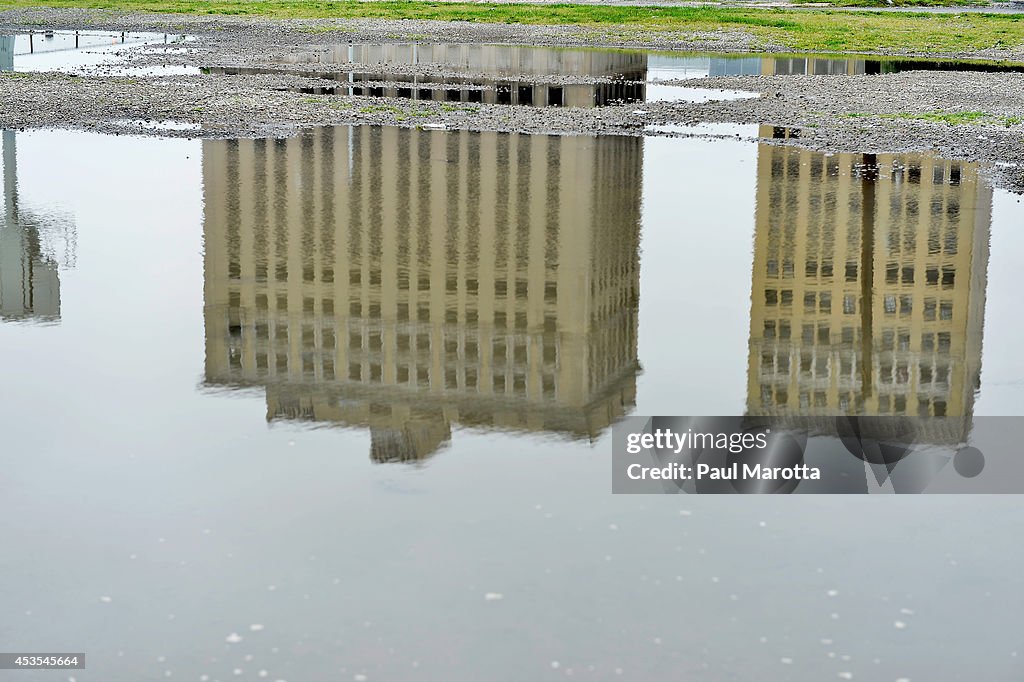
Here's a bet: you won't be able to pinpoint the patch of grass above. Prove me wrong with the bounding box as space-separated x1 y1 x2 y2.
881 109 990 124
395 108 434 121
844 110 1010 125
2 0 1024 53
440 102 479 113
0 71 33 79
358 103 401 114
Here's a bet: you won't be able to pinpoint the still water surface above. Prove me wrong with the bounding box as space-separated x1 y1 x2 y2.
1 126 1023 680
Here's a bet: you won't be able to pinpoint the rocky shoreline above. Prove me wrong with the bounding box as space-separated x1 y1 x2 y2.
1 7 1022 191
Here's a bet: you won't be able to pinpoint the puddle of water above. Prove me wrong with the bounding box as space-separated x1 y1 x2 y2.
0 30 190 74
646 122 761 137
205 64 652 107
2 125 1023 681
207 49 757 108
644 84 755 104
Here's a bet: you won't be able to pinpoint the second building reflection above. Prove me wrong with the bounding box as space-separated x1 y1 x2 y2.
203 127 642 461
747 126 991 423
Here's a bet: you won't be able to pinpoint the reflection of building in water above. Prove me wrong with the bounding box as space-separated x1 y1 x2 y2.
275 44 648 107
651 55 868 79
1 35 13 71
203 127 641 461
651 54 1024 79
747 126 991 422
1 131 61 323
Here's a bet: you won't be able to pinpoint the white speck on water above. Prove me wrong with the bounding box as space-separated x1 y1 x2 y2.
827 590 839 597
250 624 265 631
157 656 166 663
759 521 767 527
288 440 295 447
780 657 793 665
759 637 768 644
896 678 911 682
551 662 561 670
165 671 172 677
831 613 840 620
200 676 209 681
653 638 662 645
267 585 277 591
129 554 137 560
158 538 166 543
900 608 915 615
233 669 243 675
605 555 612 562
821 639 833 645
615 668 623 675
535 504 543 510
354 675 368 682
258 672 267 678
679 510 692 516
203 529 211 534
894 621 907 629
225 633 243 643
244 655 253 662
100 596 112 603
608 524 618 531
841 655 851 661
711 576 720 583
838 673 853 680
484 593 504 601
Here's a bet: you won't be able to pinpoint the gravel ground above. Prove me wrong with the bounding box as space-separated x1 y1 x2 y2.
1 7 1022 191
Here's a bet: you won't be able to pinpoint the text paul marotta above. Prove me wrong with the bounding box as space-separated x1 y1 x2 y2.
623 429 821 481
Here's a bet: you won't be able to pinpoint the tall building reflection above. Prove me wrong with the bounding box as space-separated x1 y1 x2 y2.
203 127 642 461
747 126 991 422
1 35 13 71
1 130 62 323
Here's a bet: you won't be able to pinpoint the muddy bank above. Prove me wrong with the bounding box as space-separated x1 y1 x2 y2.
1 7 1022 191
